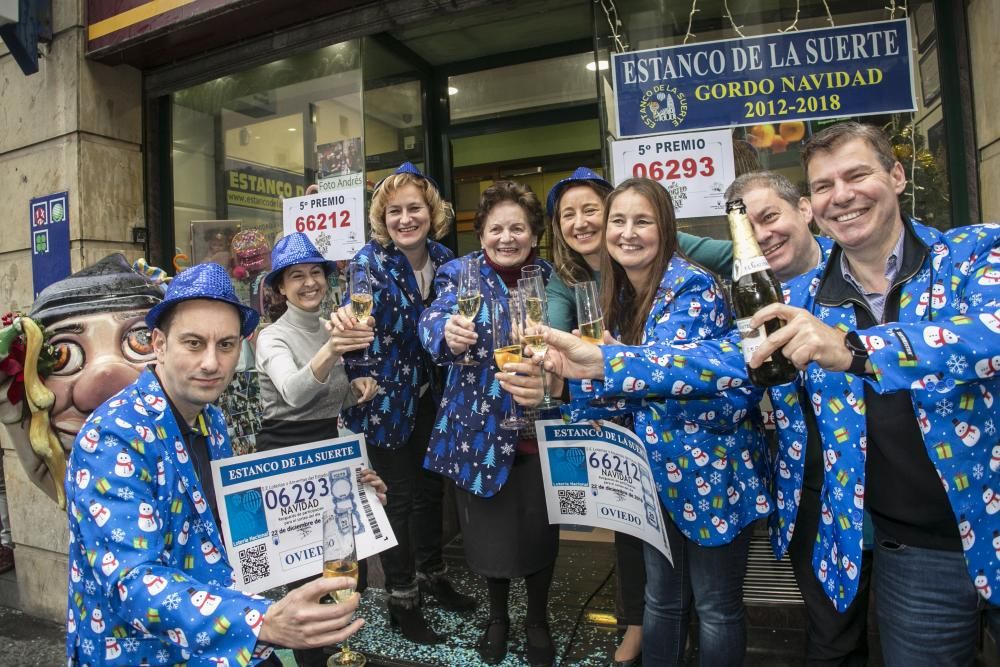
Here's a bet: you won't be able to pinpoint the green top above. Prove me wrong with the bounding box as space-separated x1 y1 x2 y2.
545 231 733 332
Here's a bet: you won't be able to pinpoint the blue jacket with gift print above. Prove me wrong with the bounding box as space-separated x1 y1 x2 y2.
764 219 1000 611
66 368 272 666
418 253 552 497
343 239 454 449
562 254 772 546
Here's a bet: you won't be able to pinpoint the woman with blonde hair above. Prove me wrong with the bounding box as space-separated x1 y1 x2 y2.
329 162 474 644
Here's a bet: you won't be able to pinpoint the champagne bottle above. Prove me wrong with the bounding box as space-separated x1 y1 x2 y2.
726 198 797 387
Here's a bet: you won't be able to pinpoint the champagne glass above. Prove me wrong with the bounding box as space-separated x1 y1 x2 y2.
521 264 541 281
322 508 366 667
575 280 612 406
348 262 376 368
518 276 561 409
454 255 481 367
575 281 604 344
494 298 530 430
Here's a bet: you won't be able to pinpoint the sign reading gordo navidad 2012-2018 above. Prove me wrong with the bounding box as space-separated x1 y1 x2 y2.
613 18 915 138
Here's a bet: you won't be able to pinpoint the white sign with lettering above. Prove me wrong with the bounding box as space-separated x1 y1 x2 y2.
211 434 395 594
611 128 735 219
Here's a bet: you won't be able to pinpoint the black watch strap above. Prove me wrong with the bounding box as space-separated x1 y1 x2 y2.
844 331 869 375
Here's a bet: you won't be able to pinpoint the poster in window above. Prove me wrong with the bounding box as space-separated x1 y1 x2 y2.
317 137 363 180
919 47 940 107
914 2 936 51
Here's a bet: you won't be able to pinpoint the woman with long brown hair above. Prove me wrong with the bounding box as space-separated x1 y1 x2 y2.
561 178 769 666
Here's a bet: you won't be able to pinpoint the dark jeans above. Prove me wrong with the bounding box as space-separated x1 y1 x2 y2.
873 530 982 666
615 531 646 627
366 390 445 595
788 486 872 666
643 513 752 667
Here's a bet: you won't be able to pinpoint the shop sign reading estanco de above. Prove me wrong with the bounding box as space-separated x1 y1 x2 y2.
612 18 915 138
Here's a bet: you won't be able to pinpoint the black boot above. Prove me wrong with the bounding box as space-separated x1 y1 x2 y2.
476 617 510 664
525 621 555 667
386 594 443 645
419 572 477 611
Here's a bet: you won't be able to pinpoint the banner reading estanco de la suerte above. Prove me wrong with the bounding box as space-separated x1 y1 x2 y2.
613 18 915 138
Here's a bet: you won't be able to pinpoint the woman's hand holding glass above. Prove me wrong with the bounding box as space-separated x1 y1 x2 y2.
496 358 545 407
327 303 376 357
345 262 377 368
494 298 533 429
518 274 560 409
451 256 482 365
540 327 606 380
444 310 479 357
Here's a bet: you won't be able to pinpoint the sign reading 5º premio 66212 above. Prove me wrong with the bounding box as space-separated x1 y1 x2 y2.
613 18 914 138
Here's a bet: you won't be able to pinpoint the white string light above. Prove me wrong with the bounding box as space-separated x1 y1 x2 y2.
881 2 917 216
779 0 801 32
886 1 908 20
821 0 835 26
723 0 746 38
683 0 699 44
598 0 628 53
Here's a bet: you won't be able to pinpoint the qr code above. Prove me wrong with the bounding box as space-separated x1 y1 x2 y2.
558 489 587 516
239 543 270 584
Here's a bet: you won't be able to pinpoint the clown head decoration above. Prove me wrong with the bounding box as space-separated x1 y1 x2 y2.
0 254 165 505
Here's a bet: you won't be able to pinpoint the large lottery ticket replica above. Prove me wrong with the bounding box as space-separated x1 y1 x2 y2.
536 419 671 561
211 433 396 594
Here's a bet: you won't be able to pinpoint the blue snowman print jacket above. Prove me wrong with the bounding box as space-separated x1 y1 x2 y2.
419 253 552 497
66 368 272 666
342 239 454 449
585 223 1000 609
562 255 772 546
764 219 1000 611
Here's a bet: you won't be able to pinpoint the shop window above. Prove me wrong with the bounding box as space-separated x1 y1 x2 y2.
170 41 364 315
362 37 427 189
448 52 599 123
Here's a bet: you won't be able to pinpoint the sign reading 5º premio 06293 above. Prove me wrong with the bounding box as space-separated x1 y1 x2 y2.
611 129 735 218
613 18 915 138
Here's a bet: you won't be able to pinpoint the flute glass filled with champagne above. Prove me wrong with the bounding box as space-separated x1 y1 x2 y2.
322 508 366 667
454 255 481 367
347 262 376 368
494 298 530 429
575 280 604 344
574 280 614 406
518 275 560 408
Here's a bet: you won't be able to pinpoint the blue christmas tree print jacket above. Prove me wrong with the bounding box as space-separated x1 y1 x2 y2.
66 368 272 666
419 253 552 497
562 255 772 547
342 239 455 449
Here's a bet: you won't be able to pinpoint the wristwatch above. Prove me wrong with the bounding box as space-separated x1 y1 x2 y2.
843 331 870 375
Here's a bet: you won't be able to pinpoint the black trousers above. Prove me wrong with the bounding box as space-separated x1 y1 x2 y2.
366 390 445 593
788 486 872 666
614 531 647 627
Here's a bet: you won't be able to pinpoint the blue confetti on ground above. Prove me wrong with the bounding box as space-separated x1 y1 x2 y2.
269 539 621 666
